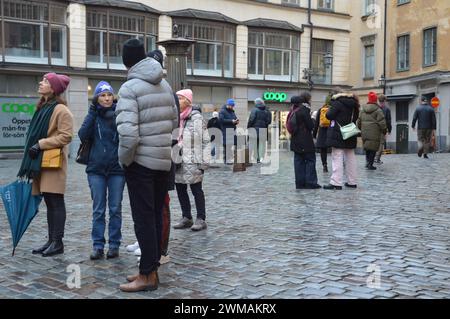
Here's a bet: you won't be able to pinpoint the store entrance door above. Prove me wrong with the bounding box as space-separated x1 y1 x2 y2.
268 106 291 150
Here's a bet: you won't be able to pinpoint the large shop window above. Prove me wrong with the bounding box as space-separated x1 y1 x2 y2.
0 0 68 65
175 21 235 78
87 9 158 70
248 30 300 82
311 39 333 85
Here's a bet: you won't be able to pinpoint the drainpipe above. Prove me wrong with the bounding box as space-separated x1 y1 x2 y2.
308 0 314 91
383 0 387 94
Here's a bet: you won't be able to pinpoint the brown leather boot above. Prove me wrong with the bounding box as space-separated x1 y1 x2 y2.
120 272 158 292
127 272 159 283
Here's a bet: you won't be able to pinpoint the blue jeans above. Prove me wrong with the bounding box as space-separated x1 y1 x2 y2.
88 174 125 250
294 152 318 188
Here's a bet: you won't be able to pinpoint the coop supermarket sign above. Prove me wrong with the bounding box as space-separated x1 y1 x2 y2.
263 91 287 103
0 98 37 150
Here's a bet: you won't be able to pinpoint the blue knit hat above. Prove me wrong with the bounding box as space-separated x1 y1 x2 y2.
227 98 235 107
94 81 114 97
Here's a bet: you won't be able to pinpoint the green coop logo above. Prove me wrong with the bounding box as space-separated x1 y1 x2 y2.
263 92 287 103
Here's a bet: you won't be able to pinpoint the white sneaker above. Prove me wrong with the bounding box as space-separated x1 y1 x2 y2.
133 248 141 256
126 241 139 252
159 255 170 265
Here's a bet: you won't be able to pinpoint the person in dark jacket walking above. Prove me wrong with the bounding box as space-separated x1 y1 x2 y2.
78 81 125 260
219 99 239 164
323 91 360 190
247 98 272 163
412 96 436 159
289 93 321 189
357 92 387 170
207 111 222 159
374 94 392 164
313 94 332 173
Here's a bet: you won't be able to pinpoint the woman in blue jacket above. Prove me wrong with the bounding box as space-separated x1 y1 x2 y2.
78 81 125 260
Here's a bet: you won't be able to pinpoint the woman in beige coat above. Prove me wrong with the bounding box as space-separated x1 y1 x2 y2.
18 73 73 257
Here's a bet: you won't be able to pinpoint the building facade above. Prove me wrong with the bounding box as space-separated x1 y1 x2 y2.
0 0 351 154
385 0 450 153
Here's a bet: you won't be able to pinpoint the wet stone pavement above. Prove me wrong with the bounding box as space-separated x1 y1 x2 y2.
0 151 450 299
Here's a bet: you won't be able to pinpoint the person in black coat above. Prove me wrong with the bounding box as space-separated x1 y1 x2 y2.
289 93 321 189
207 111 222 159
247 98 272 163
219 99 239 163
412 96 436 159
323 91 360 190
313 94 332 173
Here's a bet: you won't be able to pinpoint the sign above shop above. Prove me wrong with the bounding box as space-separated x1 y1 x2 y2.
0 98 37 151
263 91 288 103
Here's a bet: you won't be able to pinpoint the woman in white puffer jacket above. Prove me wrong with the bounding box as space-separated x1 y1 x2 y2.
173 89 211 232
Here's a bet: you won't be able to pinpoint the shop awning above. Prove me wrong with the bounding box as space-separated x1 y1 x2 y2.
386 94 416 102
244 18 303 32
73 0 160 14
167 8 240 24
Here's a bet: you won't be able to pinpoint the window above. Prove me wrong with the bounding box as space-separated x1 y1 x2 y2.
397 35 410 71
87 8 158 70
318 0 334 11
311 39 333 84
423 27 437 66
282 0 300 5
0 0 68 65
364 45 375 79
175 20 235 78
397 0 410 5
248 30 300 82
365 0 377 15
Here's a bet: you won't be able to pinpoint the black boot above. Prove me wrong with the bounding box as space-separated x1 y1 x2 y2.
90 249 104 260
32 240 52 255
42 240 64 257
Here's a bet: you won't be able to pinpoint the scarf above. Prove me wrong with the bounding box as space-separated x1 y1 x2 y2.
17 100 58 180
178 106 192 143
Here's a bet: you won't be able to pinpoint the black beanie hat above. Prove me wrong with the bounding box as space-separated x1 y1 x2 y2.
122 39 146 69
291 95 302 105
147 49 164 67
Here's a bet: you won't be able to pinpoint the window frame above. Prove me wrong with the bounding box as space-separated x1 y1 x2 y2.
86 7 158 70
397 0 410 6
396 33 410 72
248 28 300 82
0 0 68 66
173 19 236 78
423 26 437 67
317 0 334 12
364 44 375 80
364 0 377 16
311 38 333 85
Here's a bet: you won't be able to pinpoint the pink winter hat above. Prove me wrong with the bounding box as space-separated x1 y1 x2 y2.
44 73 71 96
176 89 193 104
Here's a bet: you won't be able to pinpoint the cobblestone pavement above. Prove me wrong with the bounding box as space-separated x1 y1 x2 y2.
0 151 449 299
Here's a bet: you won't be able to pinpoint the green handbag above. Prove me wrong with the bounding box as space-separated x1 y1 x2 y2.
337 109 360 140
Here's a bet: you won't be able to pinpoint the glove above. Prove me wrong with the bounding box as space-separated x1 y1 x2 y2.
28 143 41 159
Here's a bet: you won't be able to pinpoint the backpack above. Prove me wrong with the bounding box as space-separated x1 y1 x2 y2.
286 106 300 135
319 106 331 128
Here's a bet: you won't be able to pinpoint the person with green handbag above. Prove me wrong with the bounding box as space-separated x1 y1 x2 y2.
323 90 360 190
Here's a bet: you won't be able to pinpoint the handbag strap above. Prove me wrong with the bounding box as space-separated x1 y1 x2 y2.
336 108 355 128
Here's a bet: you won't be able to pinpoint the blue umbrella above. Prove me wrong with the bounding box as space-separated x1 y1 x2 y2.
0 180 42 256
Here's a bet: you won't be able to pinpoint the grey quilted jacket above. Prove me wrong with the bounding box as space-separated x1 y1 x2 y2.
175 107 211 185
115 58 178 171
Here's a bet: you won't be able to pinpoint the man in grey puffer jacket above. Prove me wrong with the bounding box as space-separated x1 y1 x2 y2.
116 39 178 293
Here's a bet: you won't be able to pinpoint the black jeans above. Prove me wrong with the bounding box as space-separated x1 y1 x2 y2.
125 162 169 275
294 152 318 188
319 148 328 167
366 150 376 166
175 182 206 221
43 193 66 241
